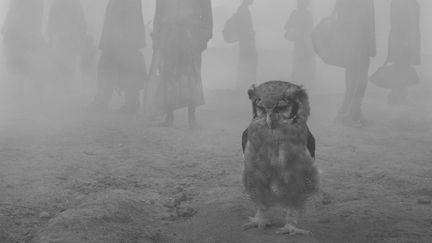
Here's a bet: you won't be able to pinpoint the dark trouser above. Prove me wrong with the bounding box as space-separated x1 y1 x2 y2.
94 49 146 109
338 56 370 121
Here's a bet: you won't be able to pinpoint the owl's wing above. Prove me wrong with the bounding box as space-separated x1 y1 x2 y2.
241 128 248 154
306 125 315 158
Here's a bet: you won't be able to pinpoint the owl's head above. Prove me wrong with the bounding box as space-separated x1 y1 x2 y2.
248 81 310 129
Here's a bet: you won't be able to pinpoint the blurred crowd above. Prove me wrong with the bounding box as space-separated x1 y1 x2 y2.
1 0 424 128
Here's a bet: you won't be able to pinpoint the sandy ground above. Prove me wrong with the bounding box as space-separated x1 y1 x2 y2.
0 79 432 243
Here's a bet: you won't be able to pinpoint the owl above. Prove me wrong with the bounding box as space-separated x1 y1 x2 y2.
241 80 318 235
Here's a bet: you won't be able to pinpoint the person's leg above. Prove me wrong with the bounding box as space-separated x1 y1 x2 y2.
120 89 140 114
57 47 78 92
118 50 146 114
389 87 410 105
4 48 27 102
348 57 370 121
337 65 356 119
188 105 198 129
388 88 399 105
157 108 174 127
84 52 114 111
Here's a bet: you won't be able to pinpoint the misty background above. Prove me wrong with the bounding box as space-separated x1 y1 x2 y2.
0 0 431 93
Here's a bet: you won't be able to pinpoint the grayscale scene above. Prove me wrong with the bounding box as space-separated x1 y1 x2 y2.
0 0 431 242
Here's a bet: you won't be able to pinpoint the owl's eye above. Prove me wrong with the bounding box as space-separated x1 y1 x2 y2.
274 105 289 113
257 105 266 114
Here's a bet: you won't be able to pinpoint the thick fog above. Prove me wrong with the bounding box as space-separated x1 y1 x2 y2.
0 1 432 242
0 0 432 91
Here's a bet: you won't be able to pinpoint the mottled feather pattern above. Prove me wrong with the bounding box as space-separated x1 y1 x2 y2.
243 81 318 210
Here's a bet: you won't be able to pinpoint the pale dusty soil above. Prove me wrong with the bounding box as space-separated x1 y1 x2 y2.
1 85 432 243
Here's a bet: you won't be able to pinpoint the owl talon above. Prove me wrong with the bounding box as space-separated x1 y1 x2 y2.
242 216 271 230
276 224 311 235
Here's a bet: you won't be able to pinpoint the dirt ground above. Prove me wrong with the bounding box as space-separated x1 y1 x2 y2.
1 80 432 243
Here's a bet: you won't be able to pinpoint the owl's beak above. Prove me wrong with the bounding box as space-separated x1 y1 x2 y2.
266 113 275 129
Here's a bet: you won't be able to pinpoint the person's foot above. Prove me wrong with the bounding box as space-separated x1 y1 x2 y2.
156 120 173 127
343 118 373 128
83 101 108 113
397 98 415 107
188 119 200 130
116 104 139 115
335 114 373 128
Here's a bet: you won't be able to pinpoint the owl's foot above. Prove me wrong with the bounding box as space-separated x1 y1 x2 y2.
276 224 310 235
277 208 310 235
242 209 270 230
242 216 271 230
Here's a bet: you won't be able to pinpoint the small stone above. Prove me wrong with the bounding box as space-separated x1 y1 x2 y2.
0 227 12 242
175 193 188 203
55 175 68 181
318 218 330 224
39 211 51 220
176 205 197 218
218 170 227 176
119 148 130 154
163 198 179 208
83 151 95 156
417 198 431 205
322 197 332 205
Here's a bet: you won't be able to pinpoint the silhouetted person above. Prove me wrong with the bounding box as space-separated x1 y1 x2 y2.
285 0 315 86
232 0 258 90
152 0 213 128
386 0 421 105
335 0 376 127
47 0 88 91
2 0 44 97
85 0 147 114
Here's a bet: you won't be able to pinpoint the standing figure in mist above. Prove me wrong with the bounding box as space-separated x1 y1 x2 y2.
284 0 315 87
386 0 421 105
47 0 88 92
1 0 45 99
152 0 213 128
223 0 258 90
85 0 147 114
335 0 376 127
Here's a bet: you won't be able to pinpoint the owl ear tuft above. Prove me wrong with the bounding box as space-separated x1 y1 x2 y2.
284 85 310 119
248 84 257 101
284 85 307 103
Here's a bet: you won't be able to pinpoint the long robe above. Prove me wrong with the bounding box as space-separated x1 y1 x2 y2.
2 0 44 75
336 0 376 60
387 0 421 65
99 0 146 51
336 0 376 121
47 0 88 86
98 0 147 91
152 0 213 110
285 8 315 84
47 0 87 51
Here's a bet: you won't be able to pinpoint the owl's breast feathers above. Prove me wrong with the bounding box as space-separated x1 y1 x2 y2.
243 122 318 208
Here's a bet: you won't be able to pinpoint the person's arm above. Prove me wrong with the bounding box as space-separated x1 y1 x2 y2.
366 0 376 57
77 1 88 35
152 0 163 50
197 0 213 51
